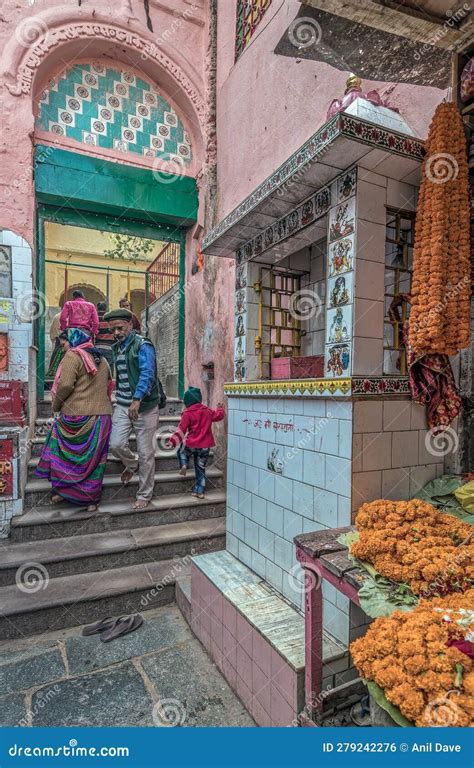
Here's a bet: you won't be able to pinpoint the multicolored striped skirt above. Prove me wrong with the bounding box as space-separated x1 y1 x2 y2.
36 413 112 506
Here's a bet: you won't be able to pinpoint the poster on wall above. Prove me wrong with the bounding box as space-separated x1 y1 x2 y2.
0 438 14 497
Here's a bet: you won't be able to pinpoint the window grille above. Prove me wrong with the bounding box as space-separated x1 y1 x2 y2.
384 208 415 375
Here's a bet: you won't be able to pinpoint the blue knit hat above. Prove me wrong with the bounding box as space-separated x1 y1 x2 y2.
183 386 202 407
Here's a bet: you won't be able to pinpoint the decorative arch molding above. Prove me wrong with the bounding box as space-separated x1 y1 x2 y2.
4 19 206 137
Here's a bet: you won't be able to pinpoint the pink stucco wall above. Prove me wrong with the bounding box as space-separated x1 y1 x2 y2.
215 0 446 222
0 0 448 421
0 0 208 245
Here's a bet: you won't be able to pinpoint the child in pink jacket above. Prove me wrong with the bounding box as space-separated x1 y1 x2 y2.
167 387 224 499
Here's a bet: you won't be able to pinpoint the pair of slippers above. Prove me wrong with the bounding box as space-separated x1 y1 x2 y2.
82 614 144 643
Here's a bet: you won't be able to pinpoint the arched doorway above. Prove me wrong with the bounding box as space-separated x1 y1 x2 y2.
129 289 146 320
59 284 106 309
34 57 199 399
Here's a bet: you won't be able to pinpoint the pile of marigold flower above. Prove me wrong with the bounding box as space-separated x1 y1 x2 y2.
351 499 473 597
351 590 474 726
408 101 470 357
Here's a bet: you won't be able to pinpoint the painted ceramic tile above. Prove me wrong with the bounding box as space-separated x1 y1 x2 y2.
287 208 300 236
315 186 331 216
235 313 246 337
264 226 274 249
337 167 357 203
301 198 315 227
254 233 264 255
236 264 247 290
235 288 246 315
327 273 353 308
326 305 352 345
328 198 355 243
234 359 246 382
267 447 284 474
325 342 351 378
234 334 246 363
328 234 354 276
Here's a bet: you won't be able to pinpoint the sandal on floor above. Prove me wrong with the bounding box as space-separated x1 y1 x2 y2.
51 495 62 505
191 492 205 499
100 614 144 643
81 617 117 636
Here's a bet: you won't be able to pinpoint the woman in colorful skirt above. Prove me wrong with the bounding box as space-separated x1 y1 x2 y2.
36 328 113 512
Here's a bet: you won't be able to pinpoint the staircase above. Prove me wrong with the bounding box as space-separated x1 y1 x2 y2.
0 397 226 640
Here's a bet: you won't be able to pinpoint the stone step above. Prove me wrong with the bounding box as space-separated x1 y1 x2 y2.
33 414 182 439
0 558 188 640
24 467 224 509
27 449 214 478
11 488 226 541
30 428 178 458
36 396 183 419
0 516 226 588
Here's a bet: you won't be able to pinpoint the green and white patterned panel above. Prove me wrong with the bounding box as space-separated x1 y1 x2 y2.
36 63 192 164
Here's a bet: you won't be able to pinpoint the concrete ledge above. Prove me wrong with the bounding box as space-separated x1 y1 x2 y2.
189 550 346 726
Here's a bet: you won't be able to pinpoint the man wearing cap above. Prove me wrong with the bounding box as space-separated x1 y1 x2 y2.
104 308 159 510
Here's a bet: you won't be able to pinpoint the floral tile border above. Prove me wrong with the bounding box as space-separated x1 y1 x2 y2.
202 113 424 253
352 376 410 396
235 184 331 265
224 376 411 398
224 378 352 397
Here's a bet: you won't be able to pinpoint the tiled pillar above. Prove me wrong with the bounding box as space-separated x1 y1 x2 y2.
0 230 34 536
324 168 357 378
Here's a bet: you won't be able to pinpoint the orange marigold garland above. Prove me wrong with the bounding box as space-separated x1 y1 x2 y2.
351 499 473 597
409 101 471 357
351 590 474 726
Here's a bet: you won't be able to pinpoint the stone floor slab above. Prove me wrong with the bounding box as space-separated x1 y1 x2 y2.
0 693 28 726
65 605 193 675
31 662 154 727
0 645 65 692
141 641 254 727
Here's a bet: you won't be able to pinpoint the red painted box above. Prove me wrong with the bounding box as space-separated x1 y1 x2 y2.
0 381 26 426
271 355 324 380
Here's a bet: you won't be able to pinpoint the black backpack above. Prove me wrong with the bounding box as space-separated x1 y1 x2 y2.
157 377 167 410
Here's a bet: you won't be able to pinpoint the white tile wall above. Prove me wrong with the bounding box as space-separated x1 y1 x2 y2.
0 230 34 536
226 395 353 644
